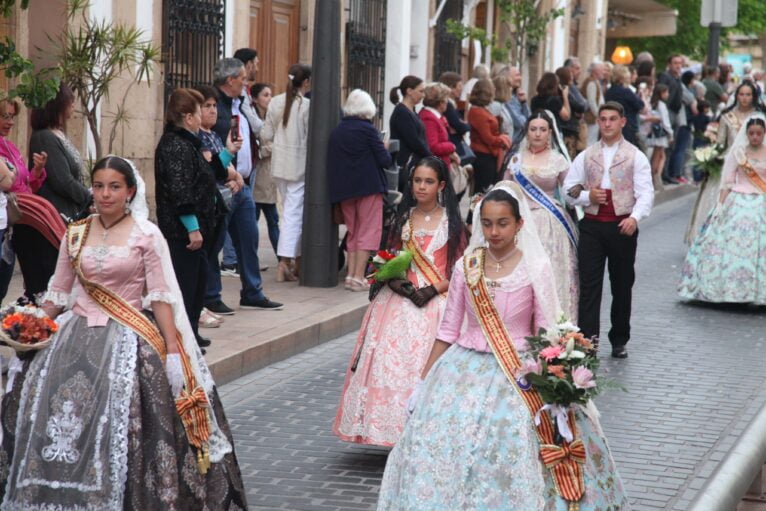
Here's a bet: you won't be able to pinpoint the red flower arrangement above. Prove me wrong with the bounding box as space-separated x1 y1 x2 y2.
0 305 58 350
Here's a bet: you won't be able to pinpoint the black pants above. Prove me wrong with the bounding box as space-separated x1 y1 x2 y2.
472 151 499 195
577 218 638 348
168 239 209 340
14 224 59 302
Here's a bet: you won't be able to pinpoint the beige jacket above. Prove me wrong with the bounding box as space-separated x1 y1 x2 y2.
261 92 310 182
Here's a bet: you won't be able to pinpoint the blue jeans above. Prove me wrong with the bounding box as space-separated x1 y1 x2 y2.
666 125 692 179
205 184 266 304
255 202 279 256
222 233 237 266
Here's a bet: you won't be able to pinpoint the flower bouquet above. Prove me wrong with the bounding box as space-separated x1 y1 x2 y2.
0 304 58 352
516 318 621 442
691 143 725 179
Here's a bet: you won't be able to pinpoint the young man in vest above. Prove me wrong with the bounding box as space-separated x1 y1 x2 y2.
564 101 654 359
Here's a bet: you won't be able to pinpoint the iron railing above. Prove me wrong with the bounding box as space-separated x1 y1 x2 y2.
162 0 226 101
346 0 387 127
432 0 463 80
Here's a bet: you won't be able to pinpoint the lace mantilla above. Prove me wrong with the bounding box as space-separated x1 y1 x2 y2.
141 291 175 310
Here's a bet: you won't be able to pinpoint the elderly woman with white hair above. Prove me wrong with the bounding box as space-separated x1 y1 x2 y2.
328 89 392 291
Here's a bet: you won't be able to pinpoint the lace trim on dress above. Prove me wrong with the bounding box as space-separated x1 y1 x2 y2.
43 290 70 307
8 324 138 509
141 291 175 310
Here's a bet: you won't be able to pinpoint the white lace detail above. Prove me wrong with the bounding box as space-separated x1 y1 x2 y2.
8 322 138 508
41 400 83 464
43 290 70 307
142 291 174 310
135 218 232 461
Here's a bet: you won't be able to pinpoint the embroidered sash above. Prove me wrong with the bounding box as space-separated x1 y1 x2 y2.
510 154 578 247
463 248 585 508
403 217 446 291
67 219 212 473
740 159 766 194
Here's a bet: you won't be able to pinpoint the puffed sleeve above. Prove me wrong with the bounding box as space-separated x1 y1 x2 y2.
551 152 570 186
435 260 467 343
140 226 175 309
721 147 740 190
43 235 76 306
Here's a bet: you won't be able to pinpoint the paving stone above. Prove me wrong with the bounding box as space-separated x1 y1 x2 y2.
222 195 766 510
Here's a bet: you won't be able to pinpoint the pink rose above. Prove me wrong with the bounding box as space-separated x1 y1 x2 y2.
515 358 542 379
539 345 564 362
572 366 596 390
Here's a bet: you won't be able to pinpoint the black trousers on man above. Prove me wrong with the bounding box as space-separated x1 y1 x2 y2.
577 218 638 348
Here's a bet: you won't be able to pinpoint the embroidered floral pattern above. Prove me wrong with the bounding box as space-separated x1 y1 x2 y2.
41 400 83 464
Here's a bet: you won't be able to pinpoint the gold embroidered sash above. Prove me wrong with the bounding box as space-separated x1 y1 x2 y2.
740 160 766 195
403 218 446 291
67 219 212 473
463 248 585 508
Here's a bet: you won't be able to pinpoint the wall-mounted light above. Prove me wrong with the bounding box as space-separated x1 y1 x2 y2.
611 46 634 65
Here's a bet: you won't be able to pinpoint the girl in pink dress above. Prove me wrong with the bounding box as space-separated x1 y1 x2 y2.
333 157 467 447
378 182 628 510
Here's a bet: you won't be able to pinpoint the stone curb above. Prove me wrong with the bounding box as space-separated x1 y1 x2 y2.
208 300 367 386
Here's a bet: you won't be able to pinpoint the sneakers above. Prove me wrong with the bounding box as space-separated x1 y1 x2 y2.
205 300 236 316
221 263 239 277
240 297 284 310
199 308 223 328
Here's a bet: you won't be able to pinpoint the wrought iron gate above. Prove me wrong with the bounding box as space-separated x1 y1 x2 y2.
346 0 387 126
432 0 463 79
162 0 226 101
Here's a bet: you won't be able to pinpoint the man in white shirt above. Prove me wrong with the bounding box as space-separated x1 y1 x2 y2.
564 101 654 359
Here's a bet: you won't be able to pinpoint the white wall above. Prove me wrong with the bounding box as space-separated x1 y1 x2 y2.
383 0 413 132
409 0 429 80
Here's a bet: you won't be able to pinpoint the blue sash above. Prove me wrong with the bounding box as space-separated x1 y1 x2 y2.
510 154 578 247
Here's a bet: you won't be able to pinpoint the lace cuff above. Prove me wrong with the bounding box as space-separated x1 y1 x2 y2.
43 289 70 307
142 290 175 309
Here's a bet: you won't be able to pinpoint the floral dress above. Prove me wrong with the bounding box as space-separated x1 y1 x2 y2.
377 258 629 510
333 213 453 447
0 218 247 510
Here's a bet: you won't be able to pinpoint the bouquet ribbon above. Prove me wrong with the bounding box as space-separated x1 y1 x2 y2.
535 404 574 443
540 440 587 469
463 247 585 507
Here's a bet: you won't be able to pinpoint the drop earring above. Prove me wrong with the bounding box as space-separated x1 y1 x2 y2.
514 232 519 245
438 190 444 205
124 201 131 215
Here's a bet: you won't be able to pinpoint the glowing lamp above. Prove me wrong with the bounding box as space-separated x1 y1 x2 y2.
611 46 634 65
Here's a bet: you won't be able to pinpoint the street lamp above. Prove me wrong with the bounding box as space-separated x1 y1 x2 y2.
611 46 634 65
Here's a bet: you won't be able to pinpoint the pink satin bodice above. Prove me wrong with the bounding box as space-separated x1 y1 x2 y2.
437 258 550 353
46 220 173 327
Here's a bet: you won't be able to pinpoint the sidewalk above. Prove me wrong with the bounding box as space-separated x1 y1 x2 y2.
3 183 696 387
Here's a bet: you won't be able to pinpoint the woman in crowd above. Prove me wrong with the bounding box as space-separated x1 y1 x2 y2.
437 71 471 161
0 106 16 300
686 80 764 244
334 157 466 446
489 75 513 136
1 155 247 509
377 182 628 510
418 82 458 167
680 115 766 305
503 111 579 321
644 83 673 189
29 82 90 223
193 84 244 329
556 66 587 159
467 79 511 195
262 63 311 282
251 83 280 263
389 75 431 191
155 88 230 350
0 98 65 304
604 65 646 147
327 89 392 292
530 72 571 136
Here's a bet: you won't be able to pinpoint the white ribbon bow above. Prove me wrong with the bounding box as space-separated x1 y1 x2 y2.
534 403 574 443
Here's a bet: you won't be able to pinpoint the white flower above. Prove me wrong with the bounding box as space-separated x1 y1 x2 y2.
372 255 387 265
557 319 580 333
558 349 586 361
544 328 562 345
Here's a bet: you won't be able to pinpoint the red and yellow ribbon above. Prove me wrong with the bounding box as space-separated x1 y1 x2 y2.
404 218 446 291
464 247 585 506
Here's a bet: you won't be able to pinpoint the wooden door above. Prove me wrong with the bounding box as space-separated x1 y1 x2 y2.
250 0 301 94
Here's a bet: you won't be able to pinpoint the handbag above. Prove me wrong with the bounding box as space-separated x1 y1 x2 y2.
649 121 665 139
449 162 469 195
216 184 234 209
5 192 21 225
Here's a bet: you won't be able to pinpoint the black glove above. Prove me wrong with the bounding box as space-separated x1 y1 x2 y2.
388 278 415 298
410 285 438 307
